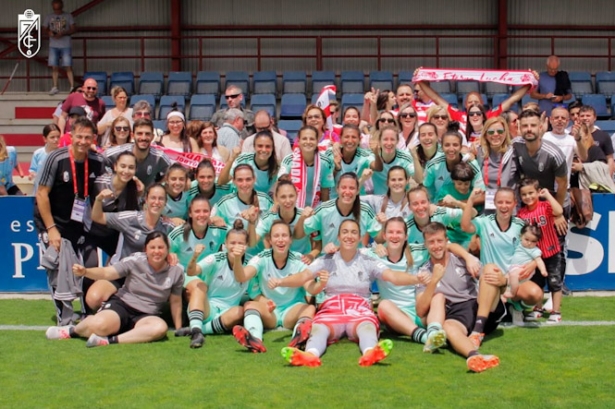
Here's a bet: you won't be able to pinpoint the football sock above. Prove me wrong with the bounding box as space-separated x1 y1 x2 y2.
473 316 487 334
356 322 379 354
188 310 204 331
304 323 329 358
244 309 264 341
411 327 428 344
108 335 119 344
203 316 228 335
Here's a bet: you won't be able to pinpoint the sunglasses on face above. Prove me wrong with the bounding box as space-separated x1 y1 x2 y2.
487 129 505 135
85 86 97 91
378 118 396 124
399 112 416 119
114 126 130 132
134 111 150 117
225 93 241 99
468 111 482 117
432 115 448 120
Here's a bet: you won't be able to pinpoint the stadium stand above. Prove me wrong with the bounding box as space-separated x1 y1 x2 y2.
109 72 135 96
167 71 193 97
138 72 164 99
195 71 221 97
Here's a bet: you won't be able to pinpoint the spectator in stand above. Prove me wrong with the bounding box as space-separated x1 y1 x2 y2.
97 86 133 147
578 105 615 176
196 121 231 164
363 88 396 125
52 85 81 125
500 110 520 138
58 78 105 134
571 124 615 191
395 84 414 109
302 105 339 150
158 108 199 153
242 110 292 163
43 0 75 95
330 100 341 125
397 103 419 150
530 55 573 116
103 116 132 150
411 82 435 124
566 100 583 133
211 85 255 139
58 106 86 148
543 107 585 187
0 135 25 195
216 108 245 151
29 124 61 188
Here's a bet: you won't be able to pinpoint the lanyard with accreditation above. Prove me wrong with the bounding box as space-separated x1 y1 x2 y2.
69 148 89 223
482 154 504 210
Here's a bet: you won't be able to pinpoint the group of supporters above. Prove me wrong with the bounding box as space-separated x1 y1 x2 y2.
35 68 612 373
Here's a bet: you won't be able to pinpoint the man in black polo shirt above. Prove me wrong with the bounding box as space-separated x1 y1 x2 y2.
578 105 615 176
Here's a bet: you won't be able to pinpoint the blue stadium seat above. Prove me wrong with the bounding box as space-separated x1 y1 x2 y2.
521 94 539 107
484 82 509 97
430 81 452 95
110 72 135 96
457 81 481 95
491 93 510 109
152 120 167 132
280 94 307 119
138 72 163 99
159 95 186 119
101 95 114 109
462 93 489 110
129 94 156 109
253 71 277 95
225 71 250 96
596 71 615 98
595 120 615 133
196 71 221 97
312 71 336 95
569 71 593 96
441 93 459 108
83 71 107 96
341 93 364 114
219 94 246 109
582 94 609 118
397 71 414 88
283 71 307 94
250 94 276 117
341 71 365 94
369 71 393 91
167 71 192 97
189 94 216 121
277 119 303 144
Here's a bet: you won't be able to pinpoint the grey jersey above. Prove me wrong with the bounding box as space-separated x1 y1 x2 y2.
114 253 184 315
307 252 387 302
512 137 568 194
416 253 478 304
105 211 175 260
104 144 171 187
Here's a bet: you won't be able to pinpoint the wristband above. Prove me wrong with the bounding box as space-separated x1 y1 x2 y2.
46 224 57 231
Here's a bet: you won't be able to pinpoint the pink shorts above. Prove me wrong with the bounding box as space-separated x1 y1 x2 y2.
314 294 379 343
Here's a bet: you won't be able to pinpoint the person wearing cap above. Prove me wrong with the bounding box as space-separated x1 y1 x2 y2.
58 106 87 148
216 108 245 150
59 78 106 134
158 110 199 153
211 85 255 139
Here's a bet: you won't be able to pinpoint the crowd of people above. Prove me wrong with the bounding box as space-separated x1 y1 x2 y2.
11 56 611 373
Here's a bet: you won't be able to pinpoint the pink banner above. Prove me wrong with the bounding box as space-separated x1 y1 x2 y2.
413 68 538 88
157 146 225 175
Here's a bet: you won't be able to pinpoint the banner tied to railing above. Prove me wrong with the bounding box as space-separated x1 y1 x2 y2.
412 68 538 89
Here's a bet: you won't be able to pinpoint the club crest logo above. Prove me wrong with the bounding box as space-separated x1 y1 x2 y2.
18 9 40 58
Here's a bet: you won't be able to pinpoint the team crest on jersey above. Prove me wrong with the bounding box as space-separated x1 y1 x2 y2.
63 171 69 182
455 267 465 277
519 157 524 165
209 241 215 250
134 231 141 240
147 165 152 175
217 275 223 280
538 163 544 172
164 277 172 288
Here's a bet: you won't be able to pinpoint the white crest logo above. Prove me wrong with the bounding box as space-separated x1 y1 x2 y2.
538 163 544 172
18 9 40 58
147 165 152 175
63 171 69 182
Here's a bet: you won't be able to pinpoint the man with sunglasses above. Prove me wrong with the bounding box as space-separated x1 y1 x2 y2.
59 78 106 135
211 85 255 139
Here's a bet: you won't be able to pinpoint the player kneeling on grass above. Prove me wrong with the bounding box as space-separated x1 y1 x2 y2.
174 220 248 348
370 217 481 353
271 219 425 367
415 222 506 373
46 232 184 347
230 220 316 353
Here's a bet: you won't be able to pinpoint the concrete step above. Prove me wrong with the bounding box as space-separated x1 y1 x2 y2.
0 93 62 120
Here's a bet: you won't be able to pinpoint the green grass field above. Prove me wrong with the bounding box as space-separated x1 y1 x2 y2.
1 296 614 409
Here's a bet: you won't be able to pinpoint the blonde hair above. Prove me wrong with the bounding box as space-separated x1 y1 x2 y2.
0 135 7 161
426 105 449 122
480 116 511 155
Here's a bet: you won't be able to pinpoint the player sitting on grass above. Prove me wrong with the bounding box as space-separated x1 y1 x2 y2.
230 220 316 353
415 222 506 373
272 219 425 367
502 224 548 300
45 232 183 347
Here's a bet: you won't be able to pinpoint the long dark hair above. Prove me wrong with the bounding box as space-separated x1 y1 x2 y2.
382 166 408 214
114 151 139 210
144 231 170 251
43 123 60 138
233 164 260 209
416 122 438 167
253 130 278 182
337 172 361 224
183 194 211 242
383 216 414 271
164 103 191 152
195 159 216 197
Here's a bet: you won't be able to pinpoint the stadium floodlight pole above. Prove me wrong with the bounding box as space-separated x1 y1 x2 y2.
0 62 20 95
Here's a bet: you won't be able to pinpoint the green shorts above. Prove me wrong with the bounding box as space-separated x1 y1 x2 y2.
273 301 305 328
204 299 232 324
398 304 425 328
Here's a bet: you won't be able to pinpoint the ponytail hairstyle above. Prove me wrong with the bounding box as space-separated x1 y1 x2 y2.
233 163 260 209
43 123 60 138
383 216 414 271
416 122 438 167
442 127 464 147
253 130 278 182
382 166 409 214
183 194 212 242
274 179 297 196
407 184 430 203
164 163 189 196
227 219 249 243
337 172 361 224
268 219 292 243
114 151 140 210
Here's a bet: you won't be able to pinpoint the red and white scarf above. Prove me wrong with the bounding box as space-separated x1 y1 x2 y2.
412 68 538 89
157 146 225 175
290 147 321 208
